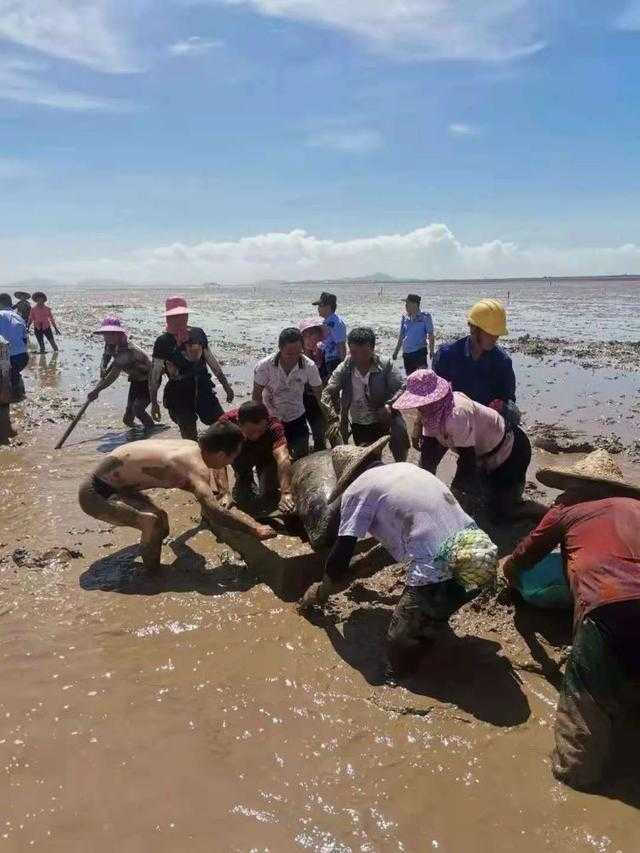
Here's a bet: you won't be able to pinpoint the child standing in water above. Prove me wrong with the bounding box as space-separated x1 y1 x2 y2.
29 292 60 353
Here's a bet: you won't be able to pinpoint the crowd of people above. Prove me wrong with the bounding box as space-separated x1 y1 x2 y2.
1 284 639 794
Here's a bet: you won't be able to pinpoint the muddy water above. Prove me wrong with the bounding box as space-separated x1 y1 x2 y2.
2 281 640 850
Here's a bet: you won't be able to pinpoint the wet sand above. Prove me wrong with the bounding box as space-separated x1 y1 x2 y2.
2 282 640 850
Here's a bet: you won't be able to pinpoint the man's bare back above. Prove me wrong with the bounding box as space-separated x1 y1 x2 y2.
79 429 276 572
94 439 205 494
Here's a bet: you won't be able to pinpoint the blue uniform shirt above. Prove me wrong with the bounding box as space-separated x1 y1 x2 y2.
400 311 434 354
0 309 28 357
432 335 516 405
322 312 347 362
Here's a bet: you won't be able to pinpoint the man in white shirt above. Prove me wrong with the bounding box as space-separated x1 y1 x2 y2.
301 457 498 683
253 327 325 460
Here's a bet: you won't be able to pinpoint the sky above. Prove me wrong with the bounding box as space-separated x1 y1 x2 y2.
1 0 640 285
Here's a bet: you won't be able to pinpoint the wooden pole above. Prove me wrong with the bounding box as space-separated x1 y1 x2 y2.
55 400 91 450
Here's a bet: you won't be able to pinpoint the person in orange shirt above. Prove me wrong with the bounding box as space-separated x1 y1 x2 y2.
28 292 60 353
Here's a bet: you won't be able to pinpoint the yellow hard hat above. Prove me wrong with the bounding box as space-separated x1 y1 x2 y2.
467 298 508 337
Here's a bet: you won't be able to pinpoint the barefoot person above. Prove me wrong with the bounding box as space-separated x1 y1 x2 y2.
78 421 275 571
150 296 234 440
300 441 498 684
87 317 154 430
501 451 640 791
29 292 60 353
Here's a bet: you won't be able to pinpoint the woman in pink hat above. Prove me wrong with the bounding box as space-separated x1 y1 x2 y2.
393 369 540 520
299 317 327 451
86 317 154 431
149 296 234 440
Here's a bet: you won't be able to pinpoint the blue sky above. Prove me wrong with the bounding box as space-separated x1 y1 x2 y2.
1 1 640 284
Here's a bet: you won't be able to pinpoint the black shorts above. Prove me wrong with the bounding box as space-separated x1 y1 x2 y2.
127 379 150 408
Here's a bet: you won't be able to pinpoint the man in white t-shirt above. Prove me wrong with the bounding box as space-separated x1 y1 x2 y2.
301 458 498 683
253 326 325 460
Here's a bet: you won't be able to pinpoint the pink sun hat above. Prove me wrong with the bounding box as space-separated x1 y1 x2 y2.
393 369 452 410
299 317 324 334
165 296 189 316
93 316 127 335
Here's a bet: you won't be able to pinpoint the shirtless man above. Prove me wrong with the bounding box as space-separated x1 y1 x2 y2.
78 421 275 571
88 317 154 430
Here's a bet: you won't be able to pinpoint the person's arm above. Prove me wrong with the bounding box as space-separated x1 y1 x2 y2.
431 345 449 380
392 325 404 361
149 358 165 421
100 348 113 379
501 355 517 403
320 363 344 444
424 314 435 360
188 471 275 540
87 363 122 400
273 443 294 513
502 507 564 586
204 348 234 403
337 341 347 361
50 310 60 334
299 536 358 610
252 382 266 403
213 465 233 509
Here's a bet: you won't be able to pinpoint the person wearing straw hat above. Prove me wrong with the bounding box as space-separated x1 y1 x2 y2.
13 291 31 325
393 369 541 520
28 291 60 353
392 294 435 375
150 296 234 440
87 317 154 431
502 450 640 791
300 439 498 683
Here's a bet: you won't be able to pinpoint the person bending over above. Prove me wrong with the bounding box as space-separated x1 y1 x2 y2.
301 449 497 684
78 421 275 571
217 401 294 515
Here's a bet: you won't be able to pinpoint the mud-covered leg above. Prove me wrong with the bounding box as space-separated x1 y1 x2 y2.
78 480 169 571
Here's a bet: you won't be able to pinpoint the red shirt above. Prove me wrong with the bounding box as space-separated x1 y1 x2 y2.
509 496 640 630
220 409 286 468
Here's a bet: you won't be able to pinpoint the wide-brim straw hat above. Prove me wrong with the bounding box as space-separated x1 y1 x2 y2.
393 368 451 411
327 436 390 503
14 291 30 300
31 291 47 301
536 449 640 498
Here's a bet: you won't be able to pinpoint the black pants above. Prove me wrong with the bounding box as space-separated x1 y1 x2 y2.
403 348 428 375
485 426 531 513
283 413 310 461
352 416 409 463
9 353 28 401
34 327 57 352
303 391 326 451
352 421 386 447
164 372 224 440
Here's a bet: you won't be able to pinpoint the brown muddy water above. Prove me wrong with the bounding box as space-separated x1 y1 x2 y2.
1 281 640 850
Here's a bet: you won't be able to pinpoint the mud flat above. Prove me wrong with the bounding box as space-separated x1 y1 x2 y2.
2 282 640 850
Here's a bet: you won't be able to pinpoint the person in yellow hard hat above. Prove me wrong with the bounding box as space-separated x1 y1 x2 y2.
418 298 516 488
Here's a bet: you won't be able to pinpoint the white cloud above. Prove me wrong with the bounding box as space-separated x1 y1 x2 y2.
0 56 131 111
449 122 480 137
307 127 383 153
615 2 640 29
0 0 138 72
168 36 224 56
223 0 547 61
8 223 640 285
